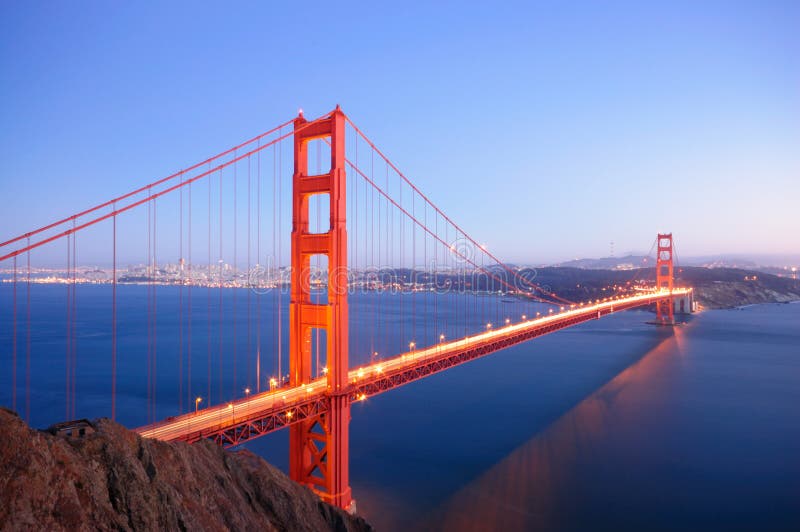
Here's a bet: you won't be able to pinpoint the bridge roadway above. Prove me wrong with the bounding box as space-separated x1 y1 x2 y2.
136 289 691 447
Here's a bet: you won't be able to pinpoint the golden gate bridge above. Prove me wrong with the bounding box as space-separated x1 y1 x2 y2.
0 106 691 512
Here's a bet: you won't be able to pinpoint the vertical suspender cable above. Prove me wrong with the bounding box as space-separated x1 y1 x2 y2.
231 151 239 398
385 161 389 358
12 256 17 413
233 153 238 399
71 224 77 419
66 233 71 419
218 168 223 404
423 200 427 346
370 148 375 361
179 173 184 413
361 150 373 362
401 167 405 350
147 191 151 422
434 210 438 348
272 139 277 382
26 240 31 422
412 193 416 345
207 164 212 405
112 205 117 420
256 141 261 392
247 154 252 390
188 175 192 409
152 197 157 422
353 136 359 361
277 129 283 384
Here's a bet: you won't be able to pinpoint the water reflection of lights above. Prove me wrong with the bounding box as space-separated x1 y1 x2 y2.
422 324 694 531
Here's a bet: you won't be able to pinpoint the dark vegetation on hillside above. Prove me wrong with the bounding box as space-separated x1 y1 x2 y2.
384 266 800 309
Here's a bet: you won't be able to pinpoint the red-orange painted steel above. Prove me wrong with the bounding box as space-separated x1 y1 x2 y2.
656 233 675 324
288 107 352 511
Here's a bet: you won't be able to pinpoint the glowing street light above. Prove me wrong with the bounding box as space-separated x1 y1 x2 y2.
409 341 416 350
439 333 445 342
486 323 492 330
505 318 510 325
522 314 527 320
195 396 202 414
245 387 251 399
269 377 277 390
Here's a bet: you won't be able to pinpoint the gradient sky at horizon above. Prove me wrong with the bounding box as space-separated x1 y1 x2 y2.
1 1 798 264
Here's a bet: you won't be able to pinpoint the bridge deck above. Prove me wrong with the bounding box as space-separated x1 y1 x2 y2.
136 289 690 446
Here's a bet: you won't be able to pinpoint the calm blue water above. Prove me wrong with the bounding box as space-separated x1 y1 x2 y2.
1 285 798 530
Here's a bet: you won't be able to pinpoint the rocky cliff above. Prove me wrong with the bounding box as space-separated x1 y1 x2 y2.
0 408 372 531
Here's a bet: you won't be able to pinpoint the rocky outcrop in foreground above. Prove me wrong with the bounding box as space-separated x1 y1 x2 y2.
0 408 372 531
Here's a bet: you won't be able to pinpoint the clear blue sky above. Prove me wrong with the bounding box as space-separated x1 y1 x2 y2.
1 1 798 264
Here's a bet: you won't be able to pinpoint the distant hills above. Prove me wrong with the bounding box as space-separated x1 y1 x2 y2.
550 253 799 276
551 255 652 270
528 265 800 309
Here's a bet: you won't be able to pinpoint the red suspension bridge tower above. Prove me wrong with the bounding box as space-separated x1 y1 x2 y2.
655 232 675 325
289 106 353 511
